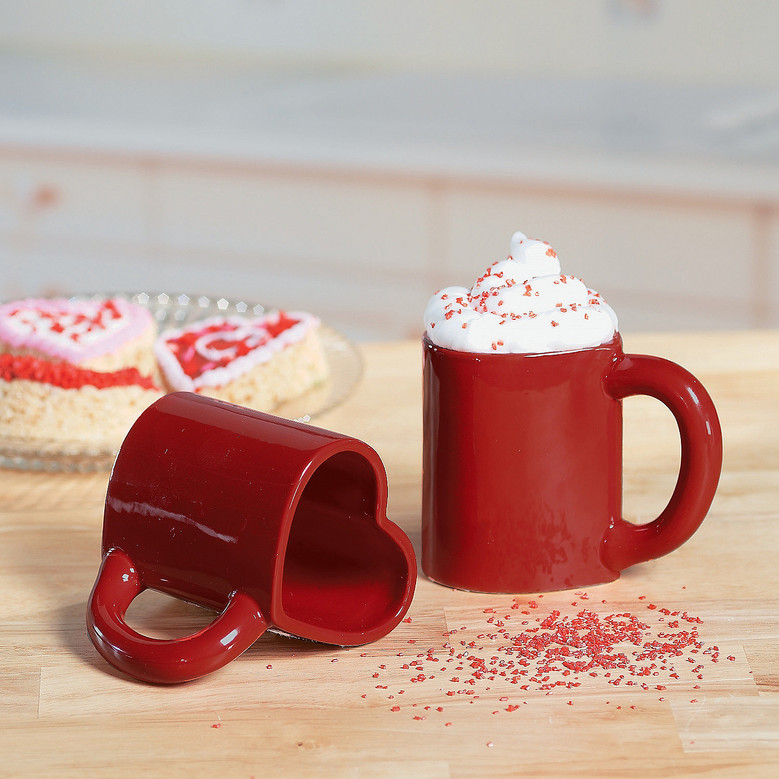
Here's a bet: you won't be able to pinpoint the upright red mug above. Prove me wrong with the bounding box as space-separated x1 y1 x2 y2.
87 392 416 684
422 334 722 593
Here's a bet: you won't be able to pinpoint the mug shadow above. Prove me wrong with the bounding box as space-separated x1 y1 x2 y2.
56 598 129 682
54 513 422 683
60 585 357 685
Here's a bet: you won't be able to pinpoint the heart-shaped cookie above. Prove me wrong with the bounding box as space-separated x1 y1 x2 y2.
0 297 155 373
155 310 328 410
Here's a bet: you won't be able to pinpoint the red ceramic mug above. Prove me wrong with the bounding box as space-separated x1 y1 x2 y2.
422 334 722 593
87 392 417 684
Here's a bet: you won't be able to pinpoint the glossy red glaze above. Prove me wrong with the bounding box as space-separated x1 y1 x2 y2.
87 392 417 684
422 335 722 593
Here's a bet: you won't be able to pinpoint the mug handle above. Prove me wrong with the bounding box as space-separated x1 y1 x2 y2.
86 548 268 684
601 353 723 572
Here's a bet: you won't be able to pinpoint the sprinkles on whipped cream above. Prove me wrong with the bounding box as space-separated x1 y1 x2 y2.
425 231 618 354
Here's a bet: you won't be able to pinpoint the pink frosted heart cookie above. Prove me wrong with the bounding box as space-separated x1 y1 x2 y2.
155 310 328 411
0 297 156 375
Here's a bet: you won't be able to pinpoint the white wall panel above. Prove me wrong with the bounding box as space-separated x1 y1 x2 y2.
440 186 756 331
154 167 431 273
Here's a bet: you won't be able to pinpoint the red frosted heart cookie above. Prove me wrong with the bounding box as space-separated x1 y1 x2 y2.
154 310 328 411
0 297 156 375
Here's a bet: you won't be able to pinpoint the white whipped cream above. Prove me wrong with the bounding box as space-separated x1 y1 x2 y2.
424 232 618 354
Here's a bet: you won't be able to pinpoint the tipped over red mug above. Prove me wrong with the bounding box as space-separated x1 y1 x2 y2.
87 392 416 684
422 334 722 593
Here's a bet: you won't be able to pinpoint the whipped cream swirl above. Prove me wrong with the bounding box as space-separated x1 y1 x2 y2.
424 232 618 354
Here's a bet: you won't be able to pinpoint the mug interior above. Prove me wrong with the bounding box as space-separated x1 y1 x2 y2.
280 450 410 641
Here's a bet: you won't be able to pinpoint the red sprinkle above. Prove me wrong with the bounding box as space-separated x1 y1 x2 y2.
363 595 722 730
0 353 157 390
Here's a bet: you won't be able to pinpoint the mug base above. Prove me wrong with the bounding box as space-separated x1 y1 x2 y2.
422 568 620 595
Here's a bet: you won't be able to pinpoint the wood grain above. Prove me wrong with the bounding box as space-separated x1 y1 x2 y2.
1 331 778 777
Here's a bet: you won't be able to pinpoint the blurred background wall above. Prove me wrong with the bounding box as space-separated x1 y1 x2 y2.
1 0 777 340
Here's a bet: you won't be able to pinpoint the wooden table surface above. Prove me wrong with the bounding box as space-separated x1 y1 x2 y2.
2 331 778 777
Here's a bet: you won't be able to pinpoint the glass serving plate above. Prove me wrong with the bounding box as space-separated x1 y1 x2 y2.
0 292 363 472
